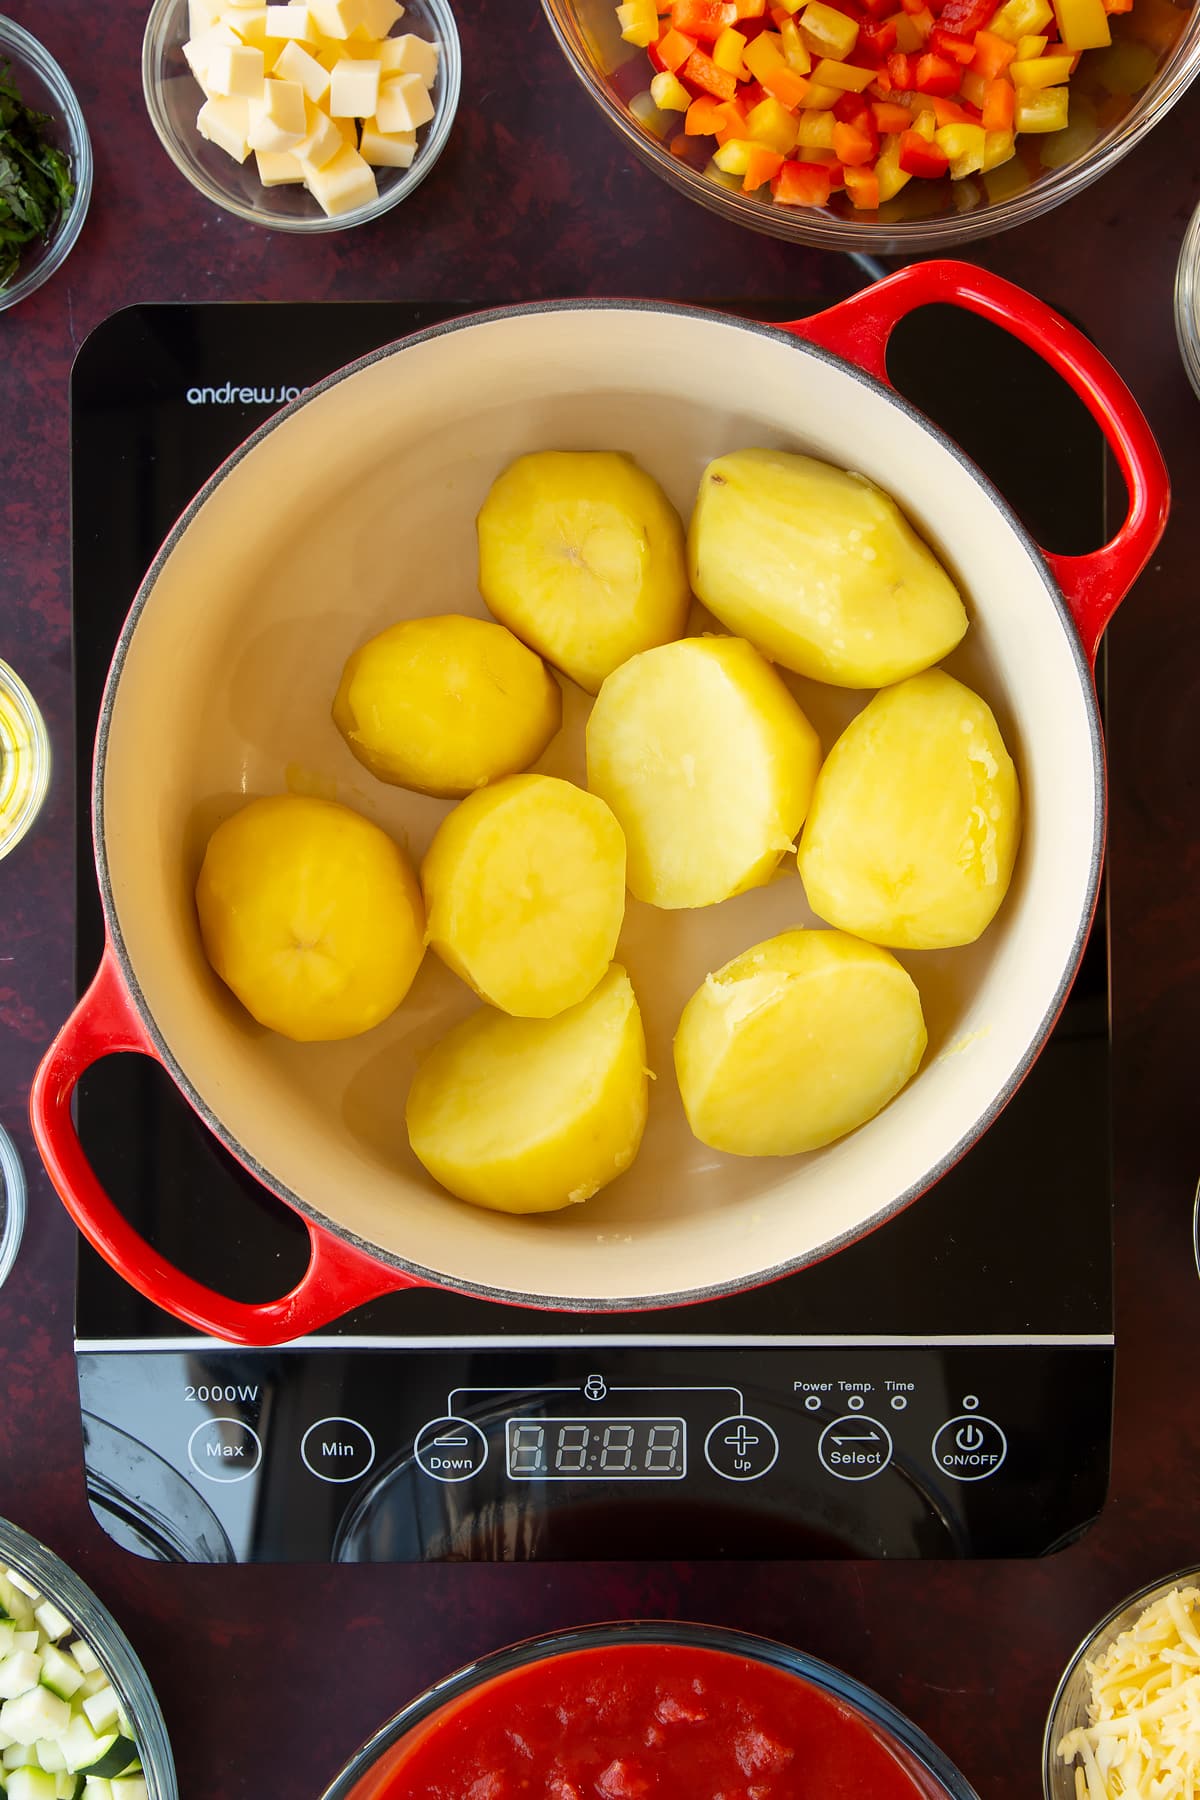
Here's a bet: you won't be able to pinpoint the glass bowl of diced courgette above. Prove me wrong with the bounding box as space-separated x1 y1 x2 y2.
141 0 461 231
541 0 1200 250
0 1517 177 1800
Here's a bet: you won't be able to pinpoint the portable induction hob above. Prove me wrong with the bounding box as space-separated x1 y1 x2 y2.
69 297 1114 1564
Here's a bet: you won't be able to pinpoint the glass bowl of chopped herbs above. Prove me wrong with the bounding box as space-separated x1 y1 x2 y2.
0 17 91 311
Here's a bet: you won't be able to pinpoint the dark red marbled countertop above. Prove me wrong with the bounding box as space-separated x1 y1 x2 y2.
2 3 1200 1797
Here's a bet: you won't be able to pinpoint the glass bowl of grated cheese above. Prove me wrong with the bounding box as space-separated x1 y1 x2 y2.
1043 1570 1200 1800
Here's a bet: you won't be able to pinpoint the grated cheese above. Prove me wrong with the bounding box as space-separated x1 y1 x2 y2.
1057 1586 1200 1799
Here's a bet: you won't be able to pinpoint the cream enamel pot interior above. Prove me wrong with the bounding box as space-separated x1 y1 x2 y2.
30 262 1169 1346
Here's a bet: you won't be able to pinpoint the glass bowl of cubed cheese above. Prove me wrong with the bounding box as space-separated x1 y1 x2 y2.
1043 1566 1200 1800
142 0 460 229
0 1517 176 1800
542 0 1200 249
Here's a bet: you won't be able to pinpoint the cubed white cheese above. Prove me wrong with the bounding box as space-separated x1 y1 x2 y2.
358 0 404 34
329 56 380 116
196 95 253 160
248 76 307 148
265 3 312 35
307 0 365 37
303 141 377 213
381 31 436 82
294 96 344 167
273 38 331 101
183 22 240 86
375 70 433 132
204 41 266 97
359 115 415 165
230 8 275 49
188 0 226 32
221 0 264 9
255 147 305 182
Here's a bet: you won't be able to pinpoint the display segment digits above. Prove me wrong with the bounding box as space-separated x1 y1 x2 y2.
506 1417 686 1480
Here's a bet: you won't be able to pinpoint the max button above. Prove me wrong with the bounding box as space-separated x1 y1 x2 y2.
187 1417 262 1484
932 1414 1007 1481
301 1417 376 1484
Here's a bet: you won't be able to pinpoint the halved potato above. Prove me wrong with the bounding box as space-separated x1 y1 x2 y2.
332 614 561 797
196 794 425 1042
421 773 627 1018
585 634 821 909
674 928 927 1156
797 669 1021 950
476 450 691 694
406 965 650 1213
688 448 968 688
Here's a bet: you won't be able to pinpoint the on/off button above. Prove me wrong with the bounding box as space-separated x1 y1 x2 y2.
931 1415 1007 1482
301 1417 376 1484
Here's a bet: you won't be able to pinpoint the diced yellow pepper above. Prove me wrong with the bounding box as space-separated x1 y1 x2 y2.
629 89 674 137
910 105 937 139
616 0 659 47
800 80 843 106
798 0 859 59
935 119 987 176
712 136 756 173
1010 51 1074 83
743 31 786 77
795 105 837 145
745 95 801 152
874 133 912 201
650 68 692 108
813 55 875 88
959 67 987 106
892 12 924 49
1051 0 1110 48
705 157 745 189
712 25 748 73
779 18 813 70
982 127 1016 168
1016 33 1048 55
774 0 809 10
1014 83 1069 126
988 0 1053 41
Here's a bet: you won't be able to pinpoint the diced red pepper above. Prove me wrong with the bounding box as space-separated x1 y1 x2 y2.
929 24 977 58
647 39 668 70
831 118 877 161
843 163 880 205
913 48 961 89
981 72 1014 126
858 17 900 54
771 158 834 203
898 126 950 172
681 47 740 96
970 26 1016 74
738 78 767 108
886 49 916 83
672 0 738 41
833 89 871 122
934 0 999 32
871 97 914 128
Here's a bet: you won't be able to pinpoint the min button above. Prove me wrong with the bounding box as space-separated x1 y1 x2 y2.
301 1417 376 1484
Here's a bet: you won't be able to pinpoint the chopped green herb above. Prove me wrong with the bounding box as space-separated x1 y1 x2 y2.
0 61 75 291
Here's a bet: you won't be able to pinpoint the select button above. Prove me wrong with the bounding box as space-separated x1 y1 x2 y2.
301 1417 376 1484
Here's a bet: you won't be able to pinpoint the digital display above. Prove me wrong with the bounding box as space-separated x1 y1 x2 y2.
506 1417 686 1481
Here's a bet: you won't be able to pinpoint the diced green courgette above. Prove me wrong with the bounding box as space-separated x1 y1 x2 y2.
8 1767 56 1800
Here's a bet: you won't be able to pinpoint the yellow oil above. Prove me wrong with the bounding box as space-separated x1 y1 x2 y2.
0 664 50 859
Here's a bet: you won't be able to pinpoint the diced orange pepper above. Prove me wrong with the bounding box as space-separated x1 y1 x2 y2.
734 0 767 14
981 72 1015 124
742 143 786 185
870 98 913 129
928 92 975 120
685 93 727 130
760 62 812 103
843 163 881 205
1101 0 1132 14
970 26 1017 73
713 96 750 139
831 118 876 161
681 46 740 95
771 157 833 203
658 25 699 66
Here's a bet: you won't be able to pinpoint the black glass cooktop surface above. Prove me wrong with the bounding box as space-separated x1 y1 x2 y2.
69 298 1112 1562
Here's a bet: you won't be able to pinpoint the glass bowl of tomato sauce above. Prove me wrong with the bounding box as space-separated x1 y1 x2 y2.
541 0 1200 250
318 1621 981 1800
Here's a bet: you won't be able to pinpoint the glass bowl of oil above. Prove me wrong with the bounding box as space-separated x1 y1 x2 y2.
0 660 51 860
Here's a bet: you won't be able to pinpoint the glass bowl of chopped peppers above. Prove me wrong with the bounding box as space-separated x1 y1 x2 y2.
0 18 92 311
542 0 1200 247
1043 1566 1200 1799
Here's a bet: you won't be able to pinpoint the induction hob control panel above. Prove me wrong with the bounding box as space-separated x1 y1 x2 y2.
77 1341 1111 1562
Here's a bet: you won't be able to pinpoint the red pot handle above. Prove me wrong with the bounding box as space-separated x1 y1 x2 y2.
779 258 1170 668
29 944 417 1346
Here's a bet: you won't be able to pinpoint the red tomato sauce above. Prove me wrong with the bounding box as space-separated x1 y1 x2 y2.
363 1644 928 1800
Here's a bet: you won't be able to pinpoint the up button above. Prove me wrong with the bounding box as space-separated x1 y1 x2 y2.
932 1414 1007 1482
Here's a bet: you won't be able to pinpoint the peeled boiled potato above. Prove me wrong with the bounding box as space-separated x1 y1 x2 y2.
196 795 425 1042
585 634 821 910
421 773 627 1017
476 450 691 694
674 929 927 1156
406 965 650 1213
332 614 561 797
688 448 968 689
798 669 1021 950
